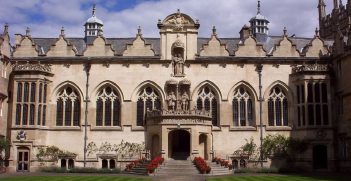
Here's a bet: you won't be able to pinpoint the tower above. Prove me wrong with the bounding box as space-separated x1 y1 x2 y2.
318 0 326 21
249 0 270 42
84 5 103 37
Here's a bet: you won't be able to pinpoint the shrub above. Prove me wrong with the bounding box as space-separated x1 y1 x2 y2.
193 157 211 174
125 157 147 171
146 156 164 174
41 167 121 173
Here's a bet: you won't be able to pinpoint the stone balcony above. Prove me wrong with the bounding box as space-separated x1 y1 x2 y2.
146 109 212 126
291 64 329 74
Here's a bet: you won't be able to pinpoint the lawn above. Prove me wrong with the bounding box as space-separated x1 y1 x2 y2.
208 175 350 181
0 176 151 181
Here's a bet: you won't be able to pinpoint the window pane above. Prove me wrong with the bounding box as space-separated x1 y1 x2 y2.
16 104 21 125
316 105 321 125
283 99 288 126
301 85 305 103
211 98 218 126
323 105 329 125
39 83 43 103
30 83 36 102
73 100 80 126
204 98 210 111
43 84 47 103
17 83 22 102
37 105 42 125
308 105 314 125
22 104 28 125
24 83 29 102
105 99 111 126
113 99 120 126
297 106 301 127
233 98 239 126
146 98 152 112
29 104 35 125
56 99 63 126
302 105 306 126
240 98 246 126
65 99 72 126
296 85 300 104
136 99 144 126
321 83 327 103
42 105 46 126
197 98 203 110
96 99 103 126
275 99 282 126
307 83 313 103
154 98 161 110
247 99 253 126
315 83 320 103
268 99 274 126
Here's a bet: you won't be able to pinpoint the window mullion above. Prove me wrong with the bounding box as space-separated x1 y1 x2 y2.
273 98 276 126
111 98 114 126
238 97 241 126
71 99 74 126
102 99 106 126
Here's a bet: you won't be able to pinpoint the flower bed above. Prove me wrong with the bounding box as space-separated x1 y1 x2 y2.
125 157 146 171
212 157 233 170
193 157 211 174
146 156 164 174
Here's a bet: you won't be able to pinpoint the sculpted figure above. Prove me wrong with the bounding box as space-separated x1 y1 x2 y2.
173 53 184 75
181 92 189 111
167 91 176 110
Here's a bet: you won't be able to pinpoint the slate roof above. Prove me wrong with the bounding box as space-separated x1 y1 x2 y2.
30 35 333 56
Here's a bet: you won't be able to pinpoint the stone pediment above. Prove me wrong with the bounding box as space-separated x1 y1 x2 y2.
84 35 114 56
272 36 300 57
158 9 199 31
200 33 229 57
235 36 266 57
123 32 155 56
13 35 39 57
46 36 77 57
303 36 329 57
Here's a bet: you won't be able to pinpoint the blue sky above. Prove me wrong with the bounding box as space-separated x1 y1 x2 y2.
0 0 344 39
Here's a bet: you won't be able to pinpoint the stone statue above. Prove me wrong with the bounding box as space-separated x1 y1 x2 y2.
167 91 176 110
173 53 184 75
181 92 189 111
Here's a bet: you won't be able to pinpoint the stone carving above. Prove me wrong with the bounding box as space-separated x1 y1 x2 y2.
167 91 177 110
166 9 189 31
13 61 52 73
16 130 27 141
292 64 329 73
181 92 189 111
172 53 184 76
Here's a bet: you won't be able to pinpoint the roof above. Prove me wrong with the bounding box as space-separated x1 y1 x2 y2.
86 16 103 25
30 35 331 56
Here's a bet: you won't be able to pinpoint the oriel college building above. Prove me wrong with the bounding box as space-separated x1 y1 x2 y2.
1 0 351 173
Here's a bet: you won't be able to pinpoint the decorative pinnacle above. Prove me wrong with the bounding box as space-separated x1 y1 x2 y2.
283 27 287 36
26 27 30 36
4 23 8 33
257 0 261 14
212 26 217 35
315 27 320 37
60 26 65 37
177 9 180 14
137 26 142 35
92 4 96 16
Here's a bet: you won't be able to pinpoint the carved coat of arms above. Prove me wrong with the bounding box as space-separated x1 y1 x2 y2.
167 9 189 31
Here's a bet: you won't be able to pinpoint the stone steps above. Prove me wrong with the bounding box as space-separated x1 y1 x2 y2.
125 161 150 175
155 159 200 176
207 161 232 175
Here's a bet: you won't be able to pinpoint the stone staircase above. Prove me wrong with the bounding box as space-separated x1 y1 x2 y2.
207 161 232 175
124 161 150 175
154 159 199 176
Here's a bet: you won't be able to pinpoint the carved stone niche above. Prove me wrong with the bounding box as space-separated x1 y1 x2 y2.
172 40 185 77
165 79 191 112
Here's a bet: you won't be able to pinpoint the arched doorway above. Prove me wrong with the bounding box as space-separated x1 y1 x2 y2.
199 134 208 160
168 130 190 160
151 134 160 159
313 145 328 169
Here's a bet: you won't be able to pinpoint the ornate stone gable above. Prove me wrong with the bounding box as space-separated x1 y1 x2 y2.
123 28 155 56
47 34 77 57
303 32 330 57
235 35 266 57
200 27 229 57
271 28 300 57
158 9 199 32
84 35 115 56
13 29 39 57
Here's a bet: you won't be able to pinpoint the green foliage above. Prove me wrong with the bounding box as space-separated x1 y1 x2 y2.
36 146 77 161
261 135 308 159
40 167 121 174
87 140 145 158
241 137 257 157
2 176 150 181
0 137 10 151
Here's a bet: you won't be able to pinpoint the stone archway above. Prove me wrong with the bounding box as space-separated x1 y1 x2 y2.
199 134 208 160
168 130 190 160
313 145 328 169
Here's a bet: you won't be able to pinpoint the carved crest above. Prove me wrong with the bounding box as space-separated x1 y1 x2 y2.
17 130 27 141
166 9 190 31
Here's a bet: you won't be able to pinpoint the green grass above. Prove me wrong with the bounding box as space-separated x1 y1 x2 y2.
208 175 350 181
0 176 151 181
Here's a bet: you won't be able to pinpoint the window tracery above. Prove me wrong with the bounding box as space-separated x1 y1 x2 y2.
56 87 80 126
268 86 288 126
96 86 120 126
136 87 161 126
233 87 254 127
197 87 218 126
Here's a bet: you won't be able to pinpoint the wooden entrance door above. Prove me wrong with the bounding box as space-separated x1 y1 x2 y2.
17 148 30 172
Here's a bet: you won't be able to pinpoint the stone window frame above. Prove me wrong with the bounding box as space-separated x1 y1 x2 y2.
232 86 255 127
95 85 121 127
136 86 161 126
267 86 289 127
55 86 80 127
14 80 48 127
196 86 219 126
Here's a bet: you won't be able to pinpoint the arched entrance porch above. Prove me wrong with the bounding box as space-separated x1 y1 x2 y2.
168 130 190 160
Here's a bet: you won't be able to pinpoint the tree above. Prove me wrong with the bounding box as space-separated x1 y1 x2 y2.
0 137 10 169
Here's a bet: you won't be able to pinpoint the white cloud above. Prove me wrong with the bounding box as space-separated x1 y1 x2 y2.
0 0 344 40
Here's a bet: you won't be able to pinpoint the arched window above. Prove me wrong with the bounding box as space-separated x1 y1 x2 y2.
268 86 288 126
56 87 80 126
197 86 219 126
96 86 121 126
233 87 254 127
136 87 161 126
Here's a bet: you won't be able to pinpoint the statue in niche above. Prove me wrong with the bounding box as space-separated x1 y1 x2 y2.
181 92 189 111
167 91 176 110
173 53 184 76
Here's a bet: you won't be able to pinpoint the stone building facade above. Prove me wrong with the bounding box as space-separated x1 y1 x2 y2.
0 0 350 173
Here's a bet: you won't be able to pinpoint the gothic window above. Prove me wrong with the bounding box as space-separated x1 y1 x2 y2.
56 87 80 126
268 87 288 126
136 87 161 126
95 86 120 126
232 87 254 127
197 87 219 126
297 82 329 127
